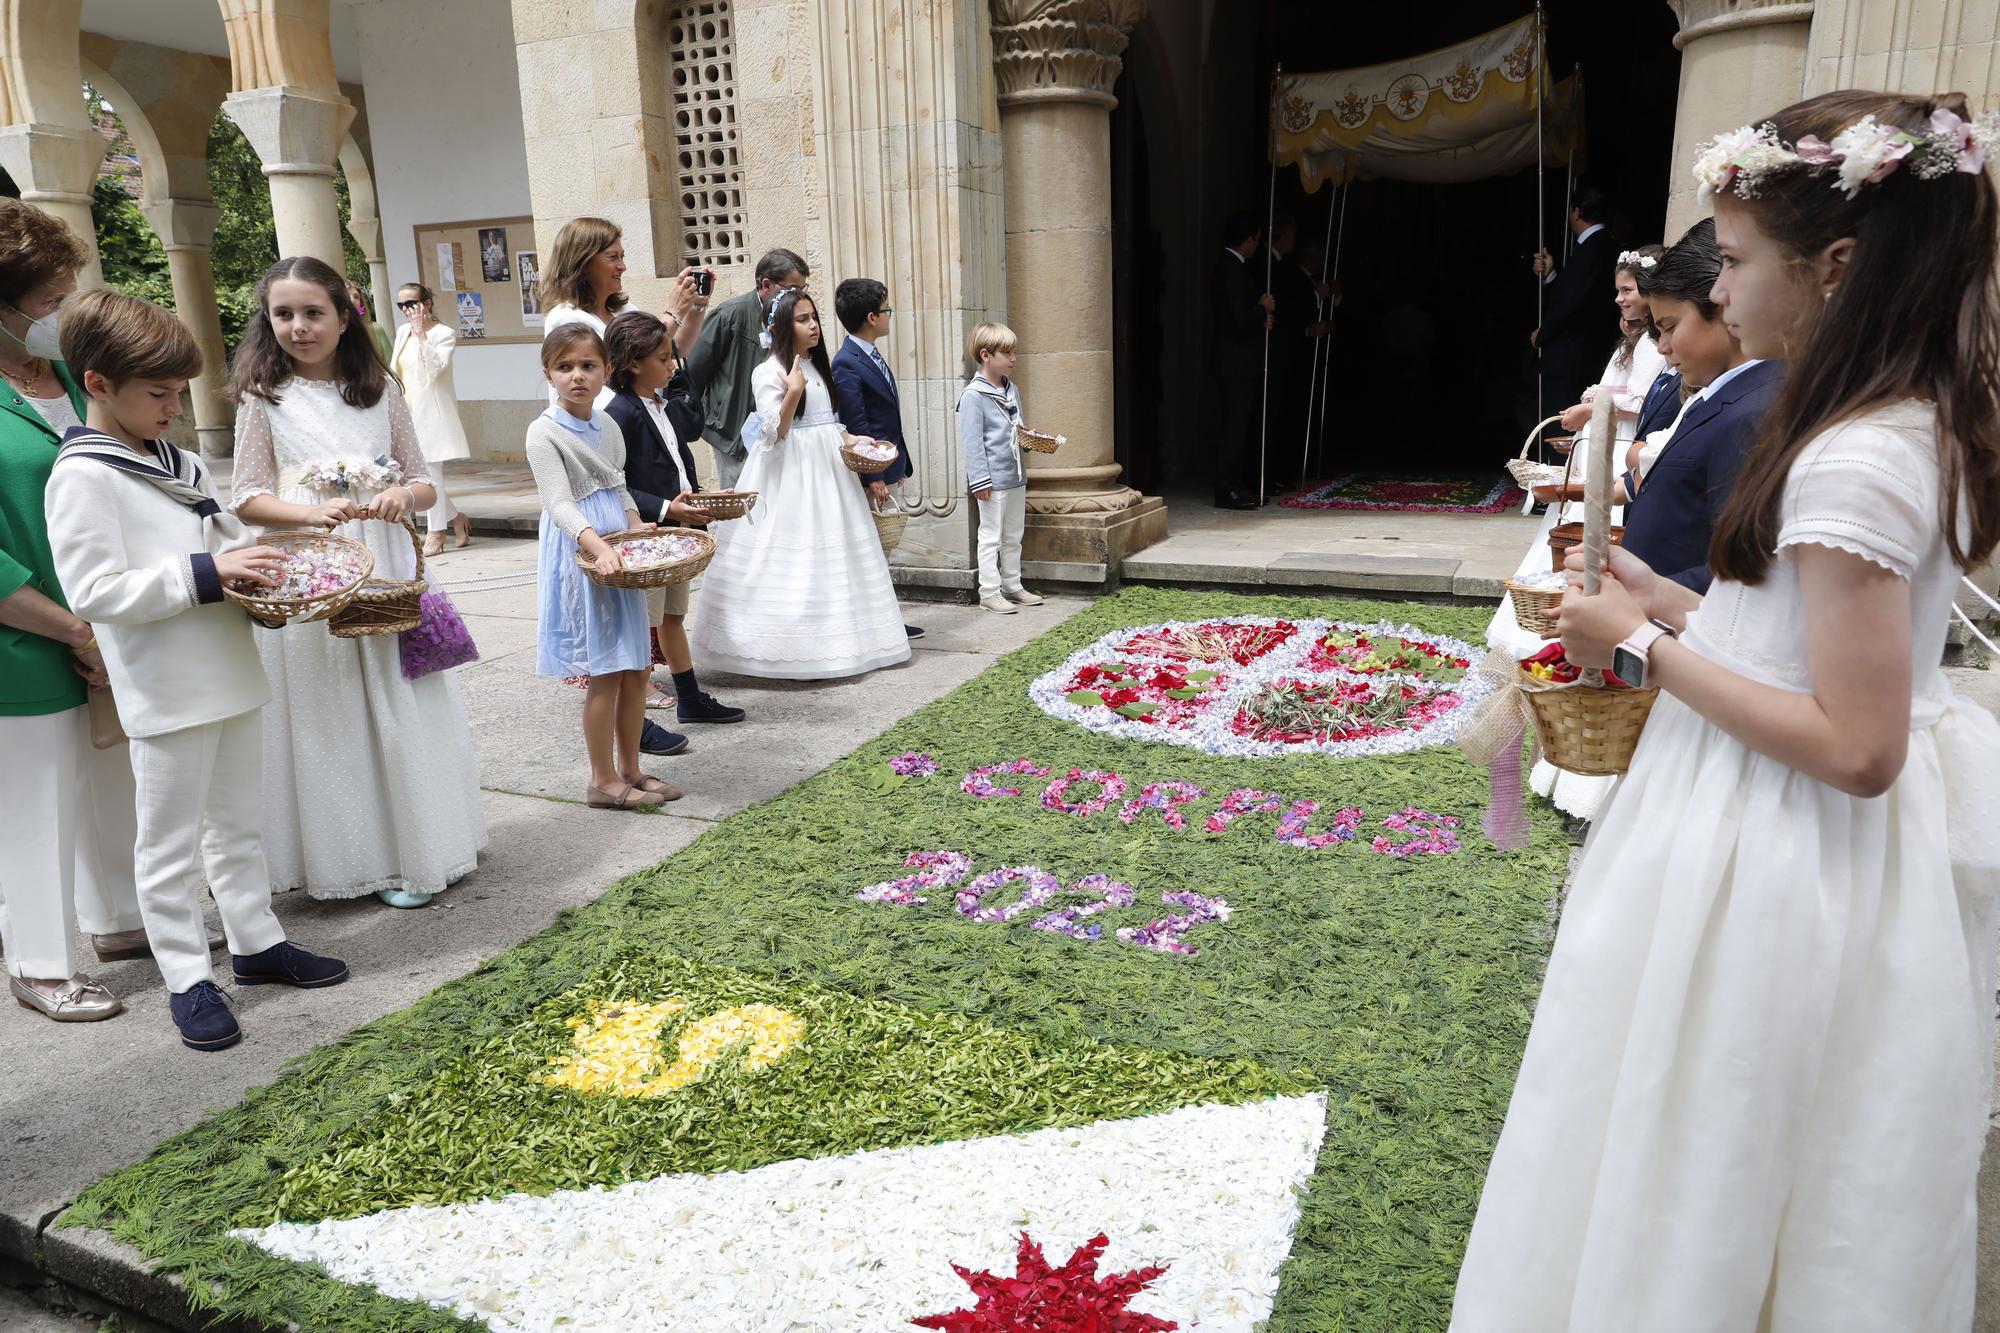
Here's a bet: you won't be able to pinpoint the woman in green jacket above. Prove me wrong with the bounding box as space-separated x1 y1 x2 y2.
0 200 201 1022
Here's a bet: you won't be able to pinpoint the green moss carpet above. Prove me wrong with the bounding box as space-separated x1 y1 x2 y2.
67 587 1569 1332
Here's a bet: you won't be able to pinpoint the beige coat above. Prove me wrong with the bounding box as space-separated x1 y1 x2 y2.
391 320 472 463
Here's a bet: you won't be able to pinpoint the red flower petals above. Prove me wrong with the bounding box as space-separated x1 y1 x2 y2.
912 1231 1176 1332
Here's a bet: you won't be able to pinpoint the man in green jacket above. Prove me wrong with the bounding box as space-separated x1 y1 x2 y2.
684 247 809 489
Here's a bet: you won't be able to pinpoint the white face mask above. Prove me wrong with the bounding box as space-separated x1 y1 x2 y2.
2 301 62 360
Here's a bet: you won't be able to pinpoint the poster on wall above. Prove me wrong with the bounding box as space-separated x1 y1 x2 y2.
518 251 542 329
479 227 510 282
456 291 486 339
412 215 536 344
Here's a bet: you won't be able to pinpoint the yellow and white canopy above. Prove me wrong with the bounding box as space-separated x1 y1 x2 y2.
1274 14 1574 190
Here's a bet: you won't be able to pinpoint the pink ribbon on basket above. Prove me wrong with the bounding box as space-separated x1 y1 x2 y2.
1456 652 1539 850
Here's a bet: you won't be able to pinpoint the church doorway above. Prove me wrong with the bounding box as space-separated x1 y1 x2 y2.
1111 1 1684 501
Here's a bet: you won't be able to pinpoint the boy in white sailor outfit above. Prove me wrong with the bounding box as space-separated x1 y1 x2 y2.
42 290 348 1051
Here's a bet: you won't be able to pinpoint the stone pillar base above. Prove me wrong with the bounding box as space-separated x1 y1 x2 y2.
1021 493 1168 581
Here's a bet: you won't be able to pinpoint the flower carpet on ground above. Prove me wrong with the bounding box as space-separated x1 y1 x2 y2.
1279 473 1526 513
66 588 1569 1332
1030 616 1486 758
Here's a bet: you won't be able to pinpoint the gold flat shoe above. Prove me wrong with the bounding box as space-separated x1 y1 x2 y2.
12 973 124 1022
92 925 226 962
628 774 684 801
586 783 666 809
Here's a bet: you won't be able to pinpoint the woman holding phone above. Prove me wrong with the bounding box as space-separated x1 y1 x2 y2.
392 283 475 554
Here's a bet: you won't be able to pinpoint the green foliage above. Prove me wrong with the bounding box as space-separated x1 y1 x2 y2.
91 175 173 309
66 589 1571 1332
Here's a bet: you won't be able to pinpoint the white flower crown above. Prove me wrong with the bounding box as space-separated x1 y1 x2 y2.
1616 250 1658 269
1694 107 2000 205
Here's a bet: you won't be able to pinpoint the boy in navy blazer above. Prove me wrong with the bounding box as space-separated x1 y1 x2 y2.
830 279 912 501
1619 358 1783 594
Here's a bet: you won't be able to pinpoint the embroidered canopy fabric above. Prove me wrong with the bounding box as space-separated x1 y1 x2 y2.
1274 14 1574 190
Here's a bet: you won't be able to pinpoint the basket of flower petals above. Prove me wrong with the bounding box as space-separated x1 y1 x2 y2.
576 528 715 589
1503 568 1568 638
682 490 758 521
1546 434 1578 456
840 438 899 474
223 530 374 629
1517 642 1658 776
1016 426 1065 455
870 495 909 553
329 516 427 638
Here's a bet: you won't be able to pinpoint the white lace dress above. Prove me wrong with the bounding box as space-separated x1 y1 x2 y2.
1453 399 2000 1330
686 357 910 679
231 379 488 900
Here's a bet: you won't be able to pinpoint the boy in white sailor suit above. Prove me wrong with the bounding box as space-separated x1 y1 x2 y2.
42 290 348 1052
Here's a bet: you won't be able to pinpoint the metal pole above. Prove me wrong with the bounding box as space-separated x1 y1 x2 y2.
1304 176 1336 482
1533 0 1546 442
1259 64 1280 508
1299 180 1339 487
1562 63 1579 261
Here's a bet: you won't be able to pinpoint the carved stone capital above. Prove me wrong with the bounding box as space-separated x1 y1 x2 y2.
992 0 1148 109
1668 0 1815 50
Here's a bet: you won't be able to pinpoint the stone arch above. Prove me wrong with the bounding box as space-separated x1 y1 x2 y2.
76 60 166 203
336 127 389 318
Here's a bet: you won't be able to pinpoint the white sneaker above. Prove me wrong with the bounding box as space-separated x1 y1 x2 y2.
980 594 1018 614
1003 588 1044 606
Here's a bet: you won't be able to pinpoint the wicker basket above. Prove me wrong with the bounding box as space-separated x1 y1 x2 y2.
223 530 373 629
840 440 898 475
871 501 909 553
577 528 716 589
1016 426 1064 455
329 516 427 638
1546 434 1578 456
1548 521 1625 573
1520 665 1660 776
683 491 758 521
1505 413 1569 490
1504 579 1564 637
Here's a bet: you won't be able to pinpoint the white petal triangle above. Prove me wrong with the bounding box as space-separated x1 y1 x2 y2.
238 1093 1329 1331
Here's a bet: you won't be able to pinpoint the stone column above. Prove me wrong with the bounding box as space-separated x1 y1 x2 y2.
141 199 233 457
222 86 354 266
217 0 355 267
993 0 1166 576
345 214 391 325
0 0 104 286
1663 0 1815 238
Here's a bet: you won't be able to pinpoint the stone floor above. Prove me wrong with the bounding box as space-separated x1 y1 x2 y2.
388 461 1544 600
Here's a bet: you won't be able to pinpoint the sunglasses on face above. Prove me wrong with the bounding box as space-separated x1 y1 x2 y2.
396 300 423 310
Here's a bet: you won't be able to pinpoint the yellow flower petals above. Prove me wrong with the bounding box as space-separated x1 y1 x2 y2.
537 998 805 1099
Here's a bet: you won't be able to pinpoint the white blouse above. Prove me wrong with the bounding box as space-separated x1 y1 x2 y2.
1582 334 1665 444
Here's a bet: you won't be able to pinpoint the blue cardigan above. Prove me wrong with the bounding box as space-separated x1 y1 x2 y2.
1619 359 1784 593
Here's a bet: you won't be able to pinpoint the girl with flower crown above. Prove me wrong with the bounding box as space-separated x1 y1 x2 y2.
229 256 487 909
1453 90 2000 1330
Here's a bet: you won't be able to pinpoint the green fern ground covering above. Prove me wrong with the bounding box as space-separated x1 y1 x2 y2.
67 587 1569 1332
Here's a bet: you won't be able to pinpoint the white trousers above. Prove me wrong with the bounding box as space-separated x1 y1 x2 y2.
424 466 460 532
975 485 1027 600
0 707 144 979
129 711 284 992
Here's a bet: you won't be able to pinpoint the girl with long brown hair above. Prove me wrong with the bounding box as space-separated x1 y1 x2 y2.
228 256 487 910
1454 91 2000 1329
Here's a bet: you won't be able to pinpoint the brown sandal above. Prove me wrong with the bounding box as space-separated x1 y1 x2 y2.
627 774 684 801
586 783 666 809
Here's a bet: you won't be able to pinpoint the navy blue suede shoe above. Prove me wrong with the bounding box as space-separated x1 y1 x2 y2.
640 719 690 755
169 981 241 1051
231 941 350 989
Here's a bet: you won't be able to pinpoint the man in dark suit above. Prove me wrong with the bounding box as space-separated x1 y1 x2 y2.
1532 185 1620 427
1619 358 1783 593
1211 210 1275 509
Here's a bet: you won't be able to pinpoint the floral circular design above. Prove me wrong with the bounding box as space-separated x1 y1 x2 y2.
1029 616 1490 759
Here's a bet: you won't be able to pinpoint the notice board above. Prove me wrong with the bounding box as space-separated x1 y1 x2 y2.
410 215 543 346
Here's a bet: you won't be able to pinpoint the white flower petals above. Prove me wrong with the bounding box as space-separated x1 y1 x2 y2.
237 1095 1330 1333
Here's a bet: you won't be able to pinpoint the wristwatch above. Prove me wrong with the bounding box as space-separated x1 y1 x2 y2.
1612 618 1676 689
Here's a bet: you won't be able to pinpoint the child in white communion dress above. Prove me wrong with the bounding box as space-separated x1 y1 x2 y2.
686 288 909 680
1452 90 2000 1331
